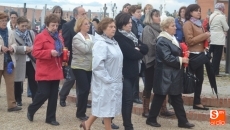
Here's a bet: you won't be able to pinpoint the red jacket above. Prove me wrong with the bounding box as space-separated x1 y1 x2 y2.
33 29 64 81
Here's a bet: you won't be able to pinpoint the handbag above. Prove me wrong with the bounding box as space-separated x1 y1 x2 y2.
183 67 198 94
62 66 75 80
189 52 209 70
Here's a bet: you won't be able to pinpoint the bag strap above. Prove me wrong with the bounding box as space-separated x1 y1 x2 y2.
209 13 219 26
15 38 22 46
28 30 34 43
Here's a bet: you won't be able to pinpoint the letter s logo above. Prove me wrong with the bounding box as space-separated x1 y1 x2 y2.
210 110 219 119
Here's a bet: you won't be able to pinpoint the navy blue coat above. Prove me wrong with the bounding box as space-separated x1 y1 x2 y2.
175 18 184 43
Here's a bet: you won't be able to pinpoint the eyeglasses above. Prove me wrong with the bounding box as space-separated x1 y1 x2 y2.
10 17 17 19
0 20 8 23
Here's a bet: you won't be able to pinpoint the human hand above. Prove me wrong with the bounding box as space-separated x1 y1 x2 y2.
135 47 140 51
51 50 58 57
182 57 189 64
1 46 8 53
26 46 32 53
8 46 14 53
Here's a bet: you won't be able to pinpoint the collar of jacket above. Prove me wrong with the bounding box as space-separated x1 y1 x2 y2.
214 9 224 15
158 31 180 48
42 29 55 43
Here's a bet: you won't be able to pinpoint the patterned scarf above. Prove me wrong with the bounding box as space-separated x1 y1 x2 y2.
190 17 202 27
15 28 32 46
0 28 12 64
47 29 63 57
118 29 138 46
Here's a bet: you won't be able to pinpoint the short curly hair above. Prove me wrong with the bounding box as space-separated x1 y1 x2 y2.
45 14 60 27
160 17 175 31
97 17 115 35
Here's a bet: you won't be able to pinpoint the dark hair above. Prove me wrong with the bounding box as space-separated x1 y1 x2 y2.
17 16 29 24
122 3 131 11
97 17 115 35
143 9 160 25
178 6 186 17
92 18 99 24
45 14 60 26
52 5 63 18
10 11 18 17
129 5 142 14
185 4 201 20
0 12 8 20
115 13 131 29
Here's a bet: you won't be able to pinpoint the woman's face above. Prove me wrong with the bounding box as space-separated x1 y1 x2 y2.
10 14 18 24
47 22 59 33
80 19 90 33
17 22 28 32
165 22 176 35
0 18 7 29
122 18 132 32
180 9 186 18
53 9 62 18
152 13 161 24
103 22 116 38
145 7 152 14
190 8 201 19
132 9 142 20
123 6 130 13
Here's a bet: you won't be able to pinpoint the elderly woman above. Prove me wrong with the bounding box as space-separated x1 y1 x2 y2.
146 17 194 128
7 11 18 31
13 16 38 106
114 13 148 130
209 3 229 76
0 12 21 112
183 4 210 110
141 9 174 118
80 18 123 130
175 6 186 42
72 17 94 121
140 4 153 25
27 14 64 126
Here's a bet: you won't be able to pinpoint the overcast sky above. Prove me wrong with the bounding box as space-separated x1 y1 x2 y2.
1 0 196 14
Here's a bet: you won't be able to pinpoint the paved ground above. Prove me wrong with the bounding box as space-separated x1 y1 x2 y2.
0 61 230 130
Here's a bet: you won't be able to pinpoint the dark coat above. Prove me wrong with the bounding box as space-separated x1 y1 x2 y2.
114 31 148 78
131 20 139 39
153 32 183 95
58 19 67 31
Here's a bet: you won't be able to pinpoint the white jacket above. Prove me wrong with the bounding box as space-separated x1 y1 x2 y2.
209 9 229 45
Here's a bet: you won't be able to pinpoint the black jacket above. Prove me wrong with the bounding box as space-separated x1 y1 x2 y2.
59 19 67 31
131 19 144 39
153 35 183 95
114 31 148 78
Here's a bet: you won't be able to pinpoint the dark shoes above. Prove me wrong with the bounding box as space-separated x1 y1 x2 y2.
178 122 195 128
193 105 209 110
60 100 66 107
102 120 119 129
160 110 175 117
133 98 143 104
87 103 91 108
8 106 22 112
17 102 22 106
27 112 34 121
146 120 161 127
77 116 89 121
46 121 60 126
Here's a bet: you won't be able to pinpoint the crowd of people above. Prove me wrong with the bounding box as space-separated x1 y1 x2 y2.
0 2 229 130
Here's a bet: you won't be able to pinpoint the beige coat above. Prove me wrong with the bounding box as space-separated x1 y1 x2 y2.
14 30 35 82
71 32 94 71
209 9 229 46
0 29 17 70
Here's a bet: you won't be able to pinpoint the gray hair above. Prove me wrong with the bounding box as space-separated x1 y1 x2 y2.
215 3 225 10
73 6 81 17
160 16 175 31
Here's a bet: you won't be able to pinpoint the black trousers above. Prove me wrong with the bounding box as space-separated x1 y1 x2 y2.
147 94 188 124
72 69 92 118
210 45 223 75
14 61 38 102
122 77 137 130
59 67 76 101
189 54 204 105
28 80 59 122
143 65 155 98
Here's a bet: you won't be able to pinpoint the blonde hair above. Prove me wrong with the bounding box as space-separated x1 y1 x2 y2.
144 4 153 14
74 17 89 33
160 17 175 31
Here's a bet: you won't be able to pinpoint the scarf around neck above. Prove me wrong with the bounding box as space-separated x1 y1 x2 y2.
47 29 63 57
132 16 143 37
15 28 32 46
118 29 138 46
0 28 12 64
190 17 202 27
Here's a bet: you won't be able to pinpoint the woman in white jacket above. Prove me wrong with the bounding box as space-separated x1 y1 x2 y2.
80 18 123 130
